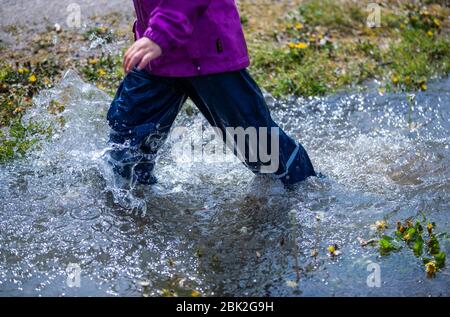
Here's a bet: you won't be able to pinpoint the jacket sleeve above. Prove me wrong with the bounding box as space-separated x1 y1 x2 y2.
143 0 212 53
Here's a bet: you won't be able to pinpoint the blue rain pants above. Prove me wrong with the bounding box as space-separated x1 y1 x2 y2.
106 68 316 186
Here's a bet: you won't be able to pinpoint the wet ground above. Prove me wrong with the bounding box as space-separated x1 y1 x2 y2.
0 70 448 296
0 0 134 47
0 0 133 28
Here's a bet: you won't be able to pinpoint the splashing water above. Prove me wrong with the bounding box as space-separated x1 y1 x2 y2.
0 70 449 296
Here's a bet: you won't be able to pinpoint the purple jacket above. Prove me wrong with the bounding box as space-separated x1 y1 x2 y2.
133 0 250 77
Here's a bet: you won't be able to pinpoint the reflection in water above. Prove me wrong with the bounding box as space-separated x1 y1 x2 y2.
0 71 449 296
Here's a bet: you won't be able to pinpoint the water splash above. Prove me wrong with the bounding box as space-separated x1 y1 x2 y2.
0 71 449 296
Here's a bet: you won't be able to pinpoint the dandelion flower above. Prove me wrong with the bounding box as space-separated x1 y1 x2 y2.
391 75 399 84
295 42 308 49
404 76 411 84
425 261 436 277
427 30 433 37
420 83 427 91
98 68 107 77
28 74 37 83
98 26 108 34
403 233 411 241
328 245 335 254
13 107 24 114
295 22 303 30
89 58 98 65
433 18 441 27
288 42 296 49
191 290 201 297
427 222 433 234
375 220 387 230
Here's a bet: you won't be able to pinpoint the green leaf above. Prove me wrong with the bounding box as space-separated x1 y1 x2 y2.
434 252 446 268
414 221 423 233
406 227 417 237
428 235 441 255
412 237 423 257
379 235 400 254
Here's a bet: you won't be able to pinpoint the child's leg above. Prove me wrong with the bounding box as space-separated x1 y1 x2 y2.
106 69 186 185
184 69 316 185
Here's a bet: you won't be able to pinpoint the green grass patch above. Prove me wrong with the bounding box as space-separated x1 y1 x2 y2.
249 0 450 97
0 116 52 163
78 52 124 95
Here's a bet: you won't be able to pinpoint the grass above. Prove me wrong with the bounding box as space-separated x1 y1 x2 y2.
0 117 52 163
248 0 450 97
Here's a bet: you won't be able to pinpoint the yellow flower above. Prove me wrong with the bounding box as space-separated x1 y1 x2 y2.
295 42 309 49
97 68 107 77
425 261 436 277
420 83 427 91
433 18 441 27
28 74 37 83
97 26 108 34
427 30 433 37
375 220 387 230
328 245 336 254
191 290 201 297
288 42 296 49
403 233 411 241
404 76 411 84
89 58 98 65
391 75 399 85
295 22 303 30
13 107 24 114
427 222 433 234
18 68 24 74
399 23 406 29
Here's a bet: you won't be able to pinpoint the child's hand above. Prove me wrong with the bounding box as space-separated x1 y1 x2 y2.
123 37 162 73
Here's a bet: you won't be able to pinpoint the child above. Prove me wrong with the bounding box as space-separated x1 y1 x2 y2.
106 0 316 187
